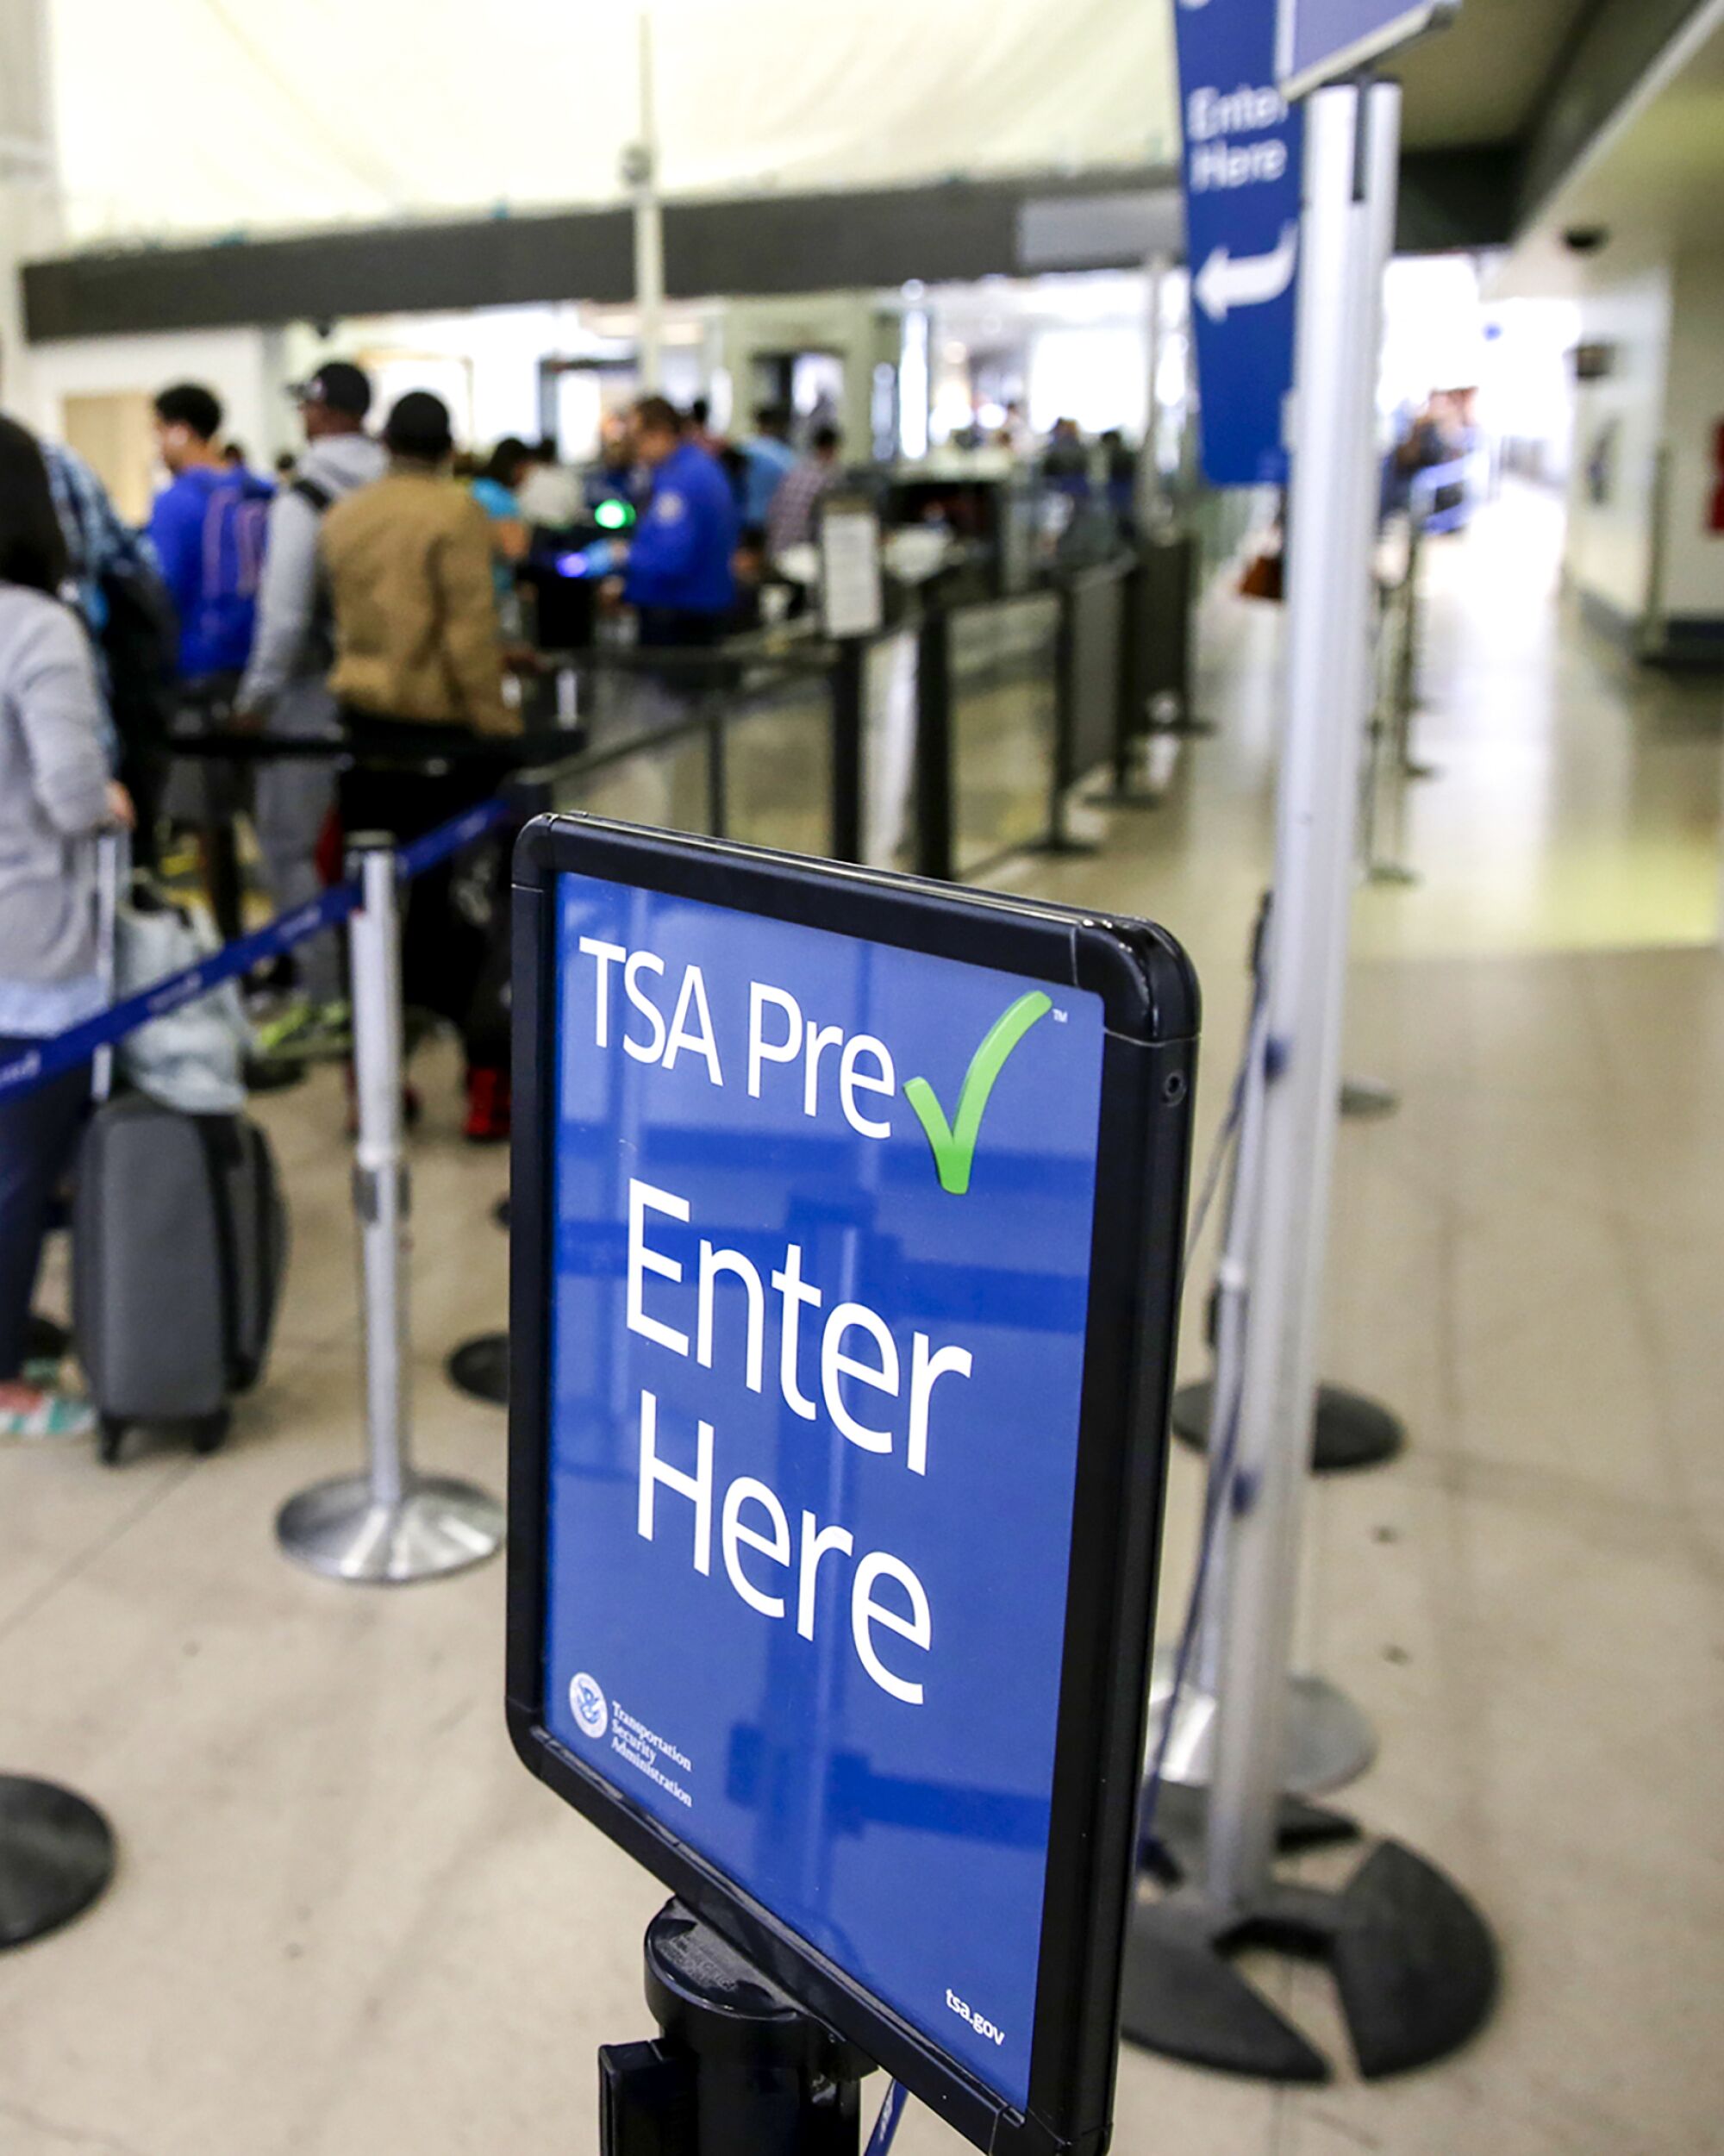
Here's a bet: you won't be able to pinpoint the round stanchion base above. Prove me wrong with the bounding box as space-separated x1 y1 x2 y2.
492 1196 510 1231
1172 1378 1404 1472
276 1473 503 1584
1121 1793 1498 2081
1339 1075 1400 1120
447 1332 509 1408
1368 860 1420 886
0 1776 116 1949
1146 1647 1376 1795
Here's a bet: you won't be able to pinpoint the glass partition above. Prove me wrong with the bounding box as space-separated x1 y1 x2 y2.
948 593 1059 878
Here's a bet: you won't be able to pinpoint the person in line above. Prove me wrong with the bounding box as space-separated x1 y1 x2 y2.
737 405 796 541
148 383 272 687
470 437 534 634
686 397 722 457
34 425 174 866
584 412 640 517
515 439 583 529
236 361 387 1062
0 418 133 1440
1042 416 1090 498
766 422 843 561
606 395 739 649
320 390 521 1142
149 382 273 938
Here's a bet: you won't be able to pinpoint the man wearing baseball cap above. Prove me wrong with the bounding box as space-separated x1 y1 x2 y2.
240 360 387 1061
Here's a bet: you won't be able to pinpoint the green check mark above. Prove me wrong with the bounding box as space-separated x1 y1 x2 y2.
903 991 1053 1196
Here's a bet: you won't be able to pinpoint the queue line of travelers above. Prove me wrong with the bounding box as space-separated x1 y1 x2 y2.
0 368 817 1440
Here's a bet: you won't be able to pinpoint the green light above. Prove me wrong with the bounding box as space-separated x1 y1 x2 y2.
596 497 634 530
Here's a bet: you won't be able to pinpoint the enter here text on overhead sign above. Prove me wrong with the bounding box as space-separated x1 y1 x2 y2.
538 870 1105 2110
1174 0 1303 488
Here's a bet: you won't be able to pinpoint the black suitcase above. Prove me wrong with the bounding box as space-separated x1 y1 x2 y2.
72 1093 288 1464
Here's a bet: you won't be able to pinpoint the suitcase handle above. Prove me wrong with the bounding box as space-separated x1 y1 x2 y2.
92 827 131 1106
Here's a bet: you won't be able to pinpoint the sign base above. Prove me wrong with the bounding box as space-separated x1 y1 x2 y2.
1171 1378 1404 1471
277 1474 503 1584
447 1333 509 1408
601 1900 874 2156
1121 1796 1497 2080
0 1775 115 1949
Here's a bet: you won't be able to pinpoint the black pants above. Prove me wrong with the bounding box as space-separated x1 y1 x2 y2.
635 608 725 652
338 716 513 1071
0 1043 90 1383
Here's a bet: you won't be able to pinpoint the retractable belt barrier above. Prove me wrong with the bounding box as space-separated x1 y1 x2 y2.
0 795 514 1106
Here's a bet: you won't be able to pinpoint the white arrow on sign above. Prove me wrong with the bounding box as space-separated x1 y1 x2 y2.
1194 222 1299 322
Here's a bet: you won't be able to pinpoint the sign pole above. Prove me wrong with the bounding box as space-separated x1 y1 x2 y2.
1119 79 1497 2080
1207 75 1389 1909
599 1901 872 2156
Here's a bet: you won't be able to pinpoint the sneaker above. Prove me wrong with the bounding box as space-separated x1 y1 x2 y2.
464 1066 512 1145
255 997 353 1063
0 1388 97 1443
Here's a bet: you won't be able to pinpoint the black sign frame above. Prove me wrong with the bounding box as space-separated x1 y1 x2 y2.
506 813 1197 2156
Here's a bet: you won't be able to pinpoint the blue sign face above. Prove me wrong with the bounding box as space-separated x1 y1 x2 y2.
1277 0 1449 98
1174 0 1303 488
540 871 1108 2109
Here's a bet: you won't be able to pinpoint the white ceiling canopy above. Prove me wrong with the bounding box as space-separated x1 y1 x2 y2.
47 0 1177 248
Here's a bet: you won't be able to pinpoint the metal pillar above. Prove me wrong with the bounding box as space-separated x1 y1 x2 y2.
629 6 665 392
1121 83 1496 2083
277 839 504 1583
1137 249 1171 535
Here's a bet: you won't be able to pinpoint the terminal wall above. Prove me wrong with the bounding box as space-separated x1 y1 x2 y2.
1659 249 1724 632
1561 261 1671 642
22 323 284 513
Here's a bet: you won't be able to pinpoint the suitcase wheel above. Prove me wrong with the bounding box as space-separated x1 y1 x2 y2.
191 1409 230 1457
98 1416 128 1468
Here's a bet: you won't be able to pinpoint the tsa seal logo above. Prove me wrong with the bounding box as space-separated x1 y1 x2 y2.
570 1672 609 1740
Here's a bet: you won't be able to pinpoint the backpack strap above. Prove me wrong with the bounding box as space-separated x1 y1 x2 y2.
290 475 336 516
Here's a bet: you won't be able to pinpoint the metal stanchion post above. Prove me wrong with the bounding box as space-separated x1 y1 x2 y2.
912 608 953 881
1146 994 1377 1796
277 837 504 1583
1120 82 1496 2083
828 639 865 865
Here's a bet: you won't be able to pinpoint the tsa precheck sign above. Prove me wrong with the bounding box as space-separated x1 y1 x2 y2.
540 870 1108 2109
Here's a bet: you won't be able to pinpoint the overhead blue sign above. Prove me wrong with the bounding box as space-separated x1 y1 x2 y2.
1277 0 1455 100
1174 0 1303 488
507 818 1197 2155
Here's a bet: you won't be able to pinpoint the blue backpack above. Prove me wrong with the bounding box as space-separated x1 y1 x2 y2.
192 473 273 672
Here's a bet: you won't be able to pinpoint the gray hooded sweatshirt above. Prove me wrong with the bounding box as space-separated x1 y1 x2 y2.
0 584 112 991
238 429 388 732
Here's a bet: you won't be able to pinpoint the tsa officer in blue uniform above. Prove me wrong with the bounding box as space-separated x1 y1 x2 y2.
614 395 739 648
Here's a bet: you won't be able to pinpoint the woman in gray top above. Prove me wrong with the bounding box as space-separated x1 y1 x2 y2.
0 417 131 1440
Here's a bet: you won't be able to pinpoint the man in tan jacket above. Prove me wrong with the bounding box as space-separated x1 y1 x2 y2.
323 389 515 735
323 390 521 1140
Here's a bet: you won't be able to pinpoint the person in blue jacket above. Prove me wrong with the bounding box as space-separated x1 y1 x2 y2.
614 396 738 647
147 381 273 687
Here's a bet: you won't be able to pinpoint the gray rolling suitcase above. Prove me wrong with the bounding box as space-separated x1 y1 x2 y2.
72 1095 286 1465
72 1096 287 1464
73 834 287 1465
